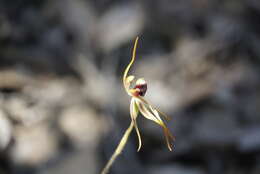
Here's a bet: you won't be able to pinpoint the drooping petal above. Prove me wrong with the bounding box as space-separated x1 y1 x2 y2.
135 95 171 120
123 37 139 93
148 104 175 149
163 126 175 151
157 110 171 121
136 100 161 124
130 98 142 151
149 106 175 151
136 99 175 151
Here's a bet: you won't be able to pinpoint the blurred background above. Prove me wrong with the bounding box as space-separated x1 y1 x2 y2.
0 0 260 174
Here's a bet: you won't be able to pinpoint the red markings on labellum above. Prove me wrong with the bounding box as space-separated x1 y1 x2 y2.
134 84 147 96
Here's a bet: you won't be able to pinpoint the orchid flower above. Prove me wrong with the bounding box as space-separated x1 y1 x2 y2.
123 37 175 151
101 37 174 174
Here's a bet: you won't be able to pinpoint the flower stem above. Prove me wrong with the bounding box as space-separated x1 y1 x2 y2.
101 121 134 174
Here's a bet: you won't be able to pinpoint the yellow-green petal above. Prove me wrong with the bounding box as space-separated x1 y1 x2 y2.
136 100 161 124
136 100 174 151
124 75 135 95
130 98 142 151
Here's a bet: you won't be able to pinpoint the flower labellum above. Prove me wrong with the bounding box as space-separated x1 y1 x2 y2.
134 78 147 96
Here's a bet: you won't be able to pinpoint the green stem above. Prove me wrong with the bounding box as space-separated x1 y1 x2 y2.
101 121 134 174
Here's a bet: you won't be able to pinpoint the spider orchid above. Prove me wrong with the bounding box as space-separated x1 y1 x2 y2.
123 37 175 151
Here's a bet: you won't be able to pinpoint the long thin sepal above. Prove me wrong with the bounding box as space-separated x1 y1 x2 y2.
123 37 139 91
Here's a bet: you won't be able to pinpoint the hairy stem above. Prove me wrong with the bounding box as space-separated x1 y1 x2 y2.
101 121 134 174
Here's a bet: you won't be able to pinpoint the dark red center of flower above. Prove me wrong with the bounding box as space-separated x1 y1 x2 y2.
134 84 147 96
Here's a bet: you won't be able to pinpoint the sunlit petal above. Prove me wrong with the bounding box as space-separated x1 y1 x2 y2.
149 106 175 151
156 109 171 121
130 98 139 119
135 96 170 120
162 126 175 151
126 75 135 85
134 96 163 122
136 99 175 151
130 98 142 151
133 119 142 151
136 100 161 124
124 75 135 94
